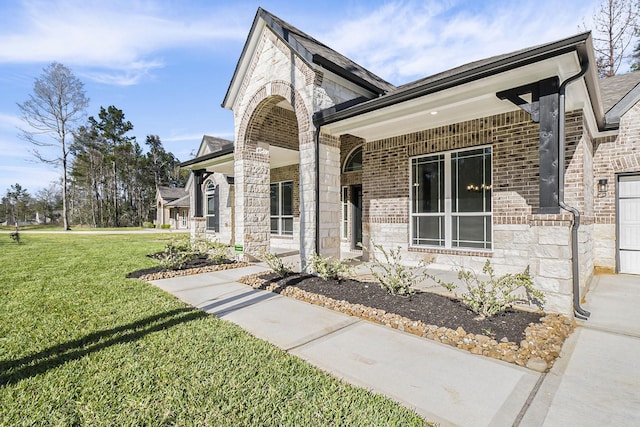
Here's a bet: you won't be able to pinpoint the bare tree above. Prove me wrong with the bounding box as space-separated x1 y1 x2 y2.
17 62 89 230
589 0 638 77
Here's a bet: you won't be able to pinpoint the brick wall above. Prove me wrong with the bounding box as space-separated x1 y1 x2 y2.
592 103 640 272
359 109 587 314
361 110 584 224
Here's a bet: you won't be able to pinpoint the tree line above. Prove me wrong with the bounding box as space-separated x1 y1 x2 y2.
1 183 61 226
13 63 185 229
70 106 185 227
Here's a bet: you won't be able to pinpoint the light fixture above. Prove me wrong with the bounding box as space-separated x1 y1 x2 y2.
430 111 438 115
597 178 608 197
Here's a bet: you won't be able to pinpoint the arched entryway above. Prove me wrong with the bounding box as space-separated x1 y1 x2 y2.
235 82 312 259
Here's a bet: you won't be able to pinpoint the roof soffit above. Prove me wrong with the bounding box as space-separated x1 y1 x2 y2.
323 50 605 140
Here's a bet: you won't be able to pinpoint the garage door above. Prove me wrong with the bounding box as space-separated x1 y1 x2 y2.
619 175 640 274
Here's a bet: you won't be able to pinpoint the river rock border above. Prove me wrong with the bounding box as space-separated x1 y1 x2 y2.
139 262 251 281
239 272 575 372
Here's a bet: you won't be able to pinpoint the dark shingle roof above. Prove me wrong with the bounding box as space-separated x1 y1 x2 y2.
202 135 233 154
261 9 395 94
395 33 591 93
315 32 595 126
223 8 395 107
599 72 640 113
166 194 190 208
158 186 188 201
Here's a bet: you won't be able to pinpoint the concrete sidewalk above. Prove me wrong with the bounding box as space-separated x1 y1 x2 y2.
150 268 640 426
520 274 640 426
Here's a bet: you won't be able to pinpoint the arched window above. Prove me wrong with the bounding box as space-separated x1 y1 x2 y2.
343 146 363 172
205 181 219 232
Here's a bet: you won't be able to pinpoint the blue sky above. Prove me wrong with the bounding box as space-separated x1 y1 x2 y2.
0 0 604 194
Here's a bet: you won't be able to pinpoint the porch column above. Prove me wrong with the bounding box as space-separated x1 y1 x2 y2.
234 144 270 260
318 133 341 258
299 131 316 264
299 130 340 263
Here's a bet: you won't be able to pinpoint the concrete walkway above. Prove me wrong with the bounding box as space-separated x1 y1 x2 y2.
520 274 640 426
150 268 640 426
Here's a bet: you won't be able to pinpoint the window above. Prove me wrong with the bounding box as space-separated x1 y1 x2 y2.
344 146 362 172
181 210 187 227
342 186 348 238
205 181 219 232
411 146 492 250
270 181 293 236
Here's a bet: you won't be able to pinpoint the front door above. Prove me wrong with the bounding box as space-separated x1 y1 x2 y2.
351 185 362 249
618 174 640 274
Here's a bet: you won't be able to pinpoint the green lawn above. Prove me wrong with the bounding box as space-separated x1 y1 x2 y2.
0 233 430 426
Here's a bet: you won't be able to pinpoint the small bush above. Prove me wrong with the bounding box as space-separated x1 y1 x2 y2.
260 251 294 278
307 253 355 281
434 260 545 318
160 224 171 229
154 238 231 270
156 238 198 270
192 238 231 264
360 241 428 297
142 222 155 228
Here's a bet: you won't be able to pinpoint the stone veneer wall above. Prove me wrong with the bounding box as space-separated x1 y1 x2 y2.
361 109 587 314
230 24 369 261
592 103 640 272
199 173 235 245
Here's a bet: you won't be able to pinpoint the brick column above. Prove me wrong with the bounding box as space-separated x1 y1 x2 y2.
235 145 270 260
299 131 341 262
191 217 205 240
318 138 341 259
298 131 316 265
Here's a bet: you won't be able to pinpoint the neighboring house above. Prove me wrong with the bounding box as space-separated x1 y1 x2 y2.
155 186 189 229
180 135 235 243
184 7 640 317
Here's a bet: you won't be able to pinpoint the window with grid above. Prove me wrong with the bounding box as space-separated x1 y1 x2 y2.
205 181 219 232
411 146 492 250
342 186 348 238
270 181 293 236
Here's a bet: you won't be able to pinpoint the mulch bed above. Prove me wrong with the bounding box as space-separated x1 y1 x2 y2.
240 271 575 371
253 273 541 343
134 257 574 371
128 255 249 280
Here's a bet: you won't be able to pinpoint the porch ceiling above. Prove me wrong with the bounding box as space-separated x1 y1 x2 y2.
322 52 602 140
182 145 299 175
269 145 299 169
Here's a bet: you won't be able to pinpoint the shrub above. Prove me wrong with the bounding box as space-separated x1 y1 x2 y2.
434 260 545 318
155 238 231 270
260 251 294 278
360 241 428 297
142 222 155 228
160 224 171 229
192 238 231 264
307 253 355 281
156 238 198 270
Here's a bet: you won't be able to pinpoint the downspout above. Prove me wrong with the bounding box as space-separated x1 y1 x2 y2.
558 60 591 320
314 125 321 256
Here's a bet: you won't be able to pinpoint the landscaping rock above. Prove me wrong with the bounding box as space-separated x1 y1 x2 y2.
168 269 576 372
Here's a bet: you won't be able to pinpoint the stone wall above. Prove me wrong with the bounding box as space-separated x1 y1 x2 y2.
198 173 235 244
230 24 371 261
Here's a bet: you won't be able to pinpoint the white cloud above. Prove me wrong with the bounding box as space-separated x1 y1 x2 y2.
0 0 247 85
322 0 600 85
0 165 60 192
0 113 22 130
